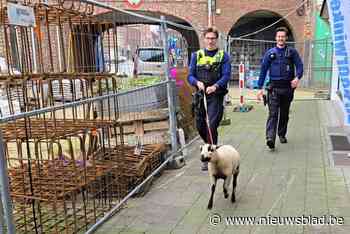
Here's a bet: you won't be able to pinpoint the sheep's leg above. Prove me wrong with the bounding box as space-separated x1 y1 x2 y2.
208 176 217 209
231 171 239 203
223 175 232 199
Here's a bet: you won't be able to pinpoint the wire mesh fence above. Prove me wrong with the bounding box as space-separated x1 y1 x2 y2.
227 36 334 99
0 0 203 233
308 38 333 91
0 81 172 234
0 0 201 115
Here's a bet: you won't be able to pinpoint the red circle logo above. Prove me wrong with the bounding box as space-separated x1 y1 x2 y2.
125 0 143 9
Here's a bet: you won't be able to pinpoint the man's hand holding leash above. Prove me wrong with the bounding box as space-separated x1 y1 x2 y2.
206 85 217 95
197 81 205 91
257 89 264 102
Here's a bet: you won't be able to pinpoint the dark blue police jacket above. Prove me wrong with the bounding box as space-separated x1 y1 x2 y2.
258 46 303 89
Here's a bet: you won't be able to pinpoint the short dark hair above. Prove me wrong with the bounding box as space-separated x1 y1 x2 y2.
275 27 289 36
203 27 219 38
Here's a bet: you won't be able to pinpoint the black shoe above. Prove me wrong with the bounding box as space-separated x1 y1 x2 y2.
266 138 275 149
279 136 288 144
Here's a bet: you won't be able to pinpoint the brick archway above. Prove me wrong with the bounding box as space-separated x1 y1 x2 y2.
97 0 308 46
228 10 296 41
214 1 307 43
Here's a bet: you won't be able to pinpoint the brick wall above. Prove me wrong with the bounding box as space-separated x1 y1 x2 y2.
0 1 310 72
108 0 309 43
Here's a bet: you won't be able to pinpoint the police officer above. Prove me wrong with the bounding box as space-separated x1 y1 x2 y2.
257 27 303 150
188 27 231 170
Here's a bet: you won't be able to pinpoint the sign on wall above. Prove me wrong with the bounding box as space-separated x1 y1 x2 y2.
327 0 350 124
7 3 36 27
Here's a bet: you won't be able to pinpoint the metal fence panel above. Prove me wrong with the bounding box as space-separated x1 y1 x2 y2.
227 37 334 99
0 1 185 233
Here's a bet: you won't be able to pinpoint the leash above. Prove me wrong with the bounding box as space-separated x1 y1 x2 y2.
202 91 214 144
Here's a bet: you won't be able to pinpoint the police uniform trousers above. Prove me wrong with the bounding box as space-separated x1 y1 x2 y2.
266 87 294 142
196 94 224 145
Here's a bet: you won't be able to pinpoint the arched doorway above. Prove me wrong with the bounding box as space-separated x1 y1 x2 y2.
229 10 295 41
228 10 295 81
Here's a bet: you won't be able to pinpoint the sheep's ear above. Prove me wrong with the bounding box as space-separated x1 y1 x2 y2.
209 145 214 152
209 145 217 152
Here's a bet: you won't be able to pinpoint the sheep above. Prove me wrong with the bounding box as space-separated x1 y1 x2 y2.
200 143 240 209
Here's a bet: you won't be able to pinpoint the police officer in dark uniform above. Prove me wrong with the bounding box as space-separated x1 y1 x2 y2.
257 27 303 150
188 27 231 170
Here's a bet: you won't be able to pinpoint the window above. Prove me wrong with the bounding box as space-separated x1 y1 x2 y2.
138 48 164 62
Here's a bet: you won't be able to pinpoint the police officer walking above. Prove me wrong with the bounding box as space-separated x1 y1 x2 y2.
188 27 231 170
257 27 303 150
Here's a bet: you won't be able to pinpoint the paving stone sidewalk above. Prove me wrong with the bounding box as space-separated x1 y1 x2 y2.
95 100 350 234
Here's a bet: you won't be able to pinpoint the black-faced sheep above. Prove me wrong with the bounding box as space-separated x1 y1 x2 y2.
200 144 240 209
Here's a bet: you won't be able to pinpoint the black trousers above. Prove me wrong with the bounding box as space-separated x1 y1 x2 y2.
266 87 294 142
195 95 224 145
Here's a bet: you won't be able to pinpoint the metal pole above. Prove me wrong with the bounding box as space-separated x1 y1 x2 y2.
302 40 307 88
0 131 16 234
327 39 333 98
329 38 336 99
239 62 245 106
9 26 20 71
160 15 178 153
56 25 62 72
308 40 313 88
0 194 4 234
31 28 37 73
208 0 212 27
224 35 230 103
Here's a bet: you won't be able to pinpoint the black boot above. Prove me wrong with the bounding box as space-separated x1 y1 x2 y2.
279 136 288 144
266 138 275 149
